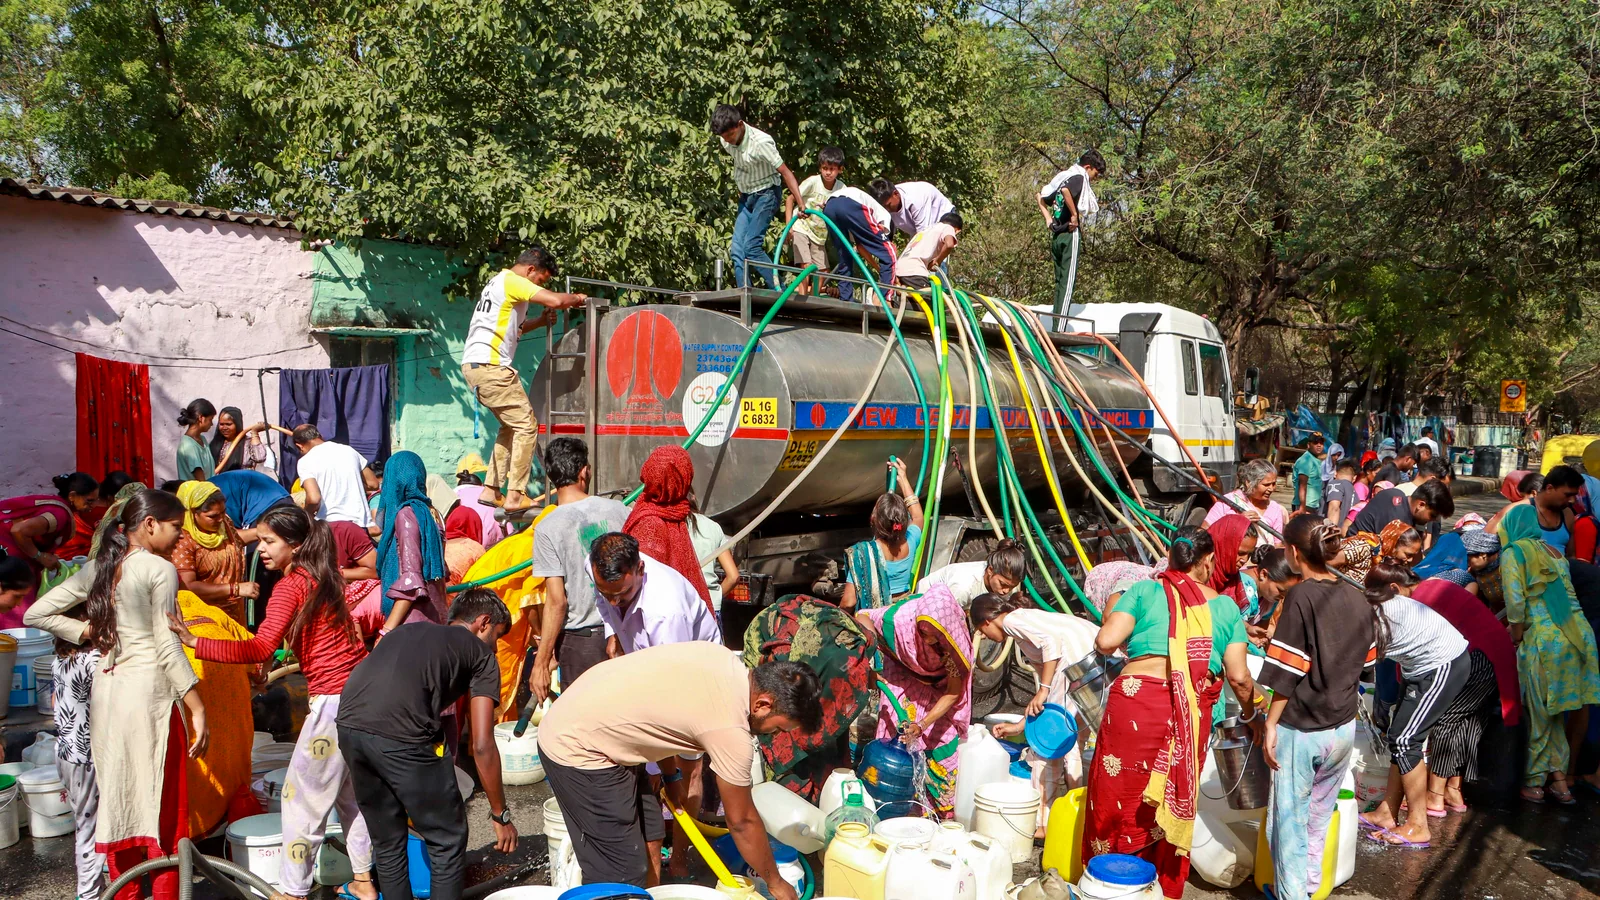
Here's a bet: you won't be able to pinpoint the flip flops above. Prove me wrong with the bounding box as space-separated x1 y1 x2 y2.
1358 812 1391 832
1366 829 1431 850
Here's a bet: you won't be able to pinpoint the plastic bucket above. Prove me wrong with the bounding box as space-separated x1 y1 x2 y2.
493 722 546 785
226 813 284 891
259 767 289 813
647 887 727 900
972 782 1040 863
3 628 53 710
490 889 566 900
873 816 938 849
252 742 298 775
1078 854 1158 900
0 633 15 719
0 775 19 849
253 731 276 750
32 656 55 717
544 797 568 858
18 766 73 838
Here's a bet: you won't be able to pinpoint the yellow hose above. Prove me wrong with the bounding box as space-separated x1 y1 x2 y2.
663 792 739 887
969 293 1096 573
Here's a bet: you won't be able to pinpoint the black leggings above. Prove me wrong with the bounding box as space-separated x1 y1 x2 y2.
1388 650 1471 774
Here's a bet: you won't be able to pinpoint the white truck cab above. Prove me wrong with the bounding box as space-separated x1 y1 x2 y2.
1038 302 1239 494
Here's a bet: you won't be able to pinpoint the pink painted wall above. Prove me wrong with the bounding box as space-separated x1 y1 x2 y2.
0 194 328 495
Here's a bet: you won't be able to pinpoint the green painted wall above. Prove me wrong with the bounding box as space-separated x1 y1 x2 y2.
311 240 548 482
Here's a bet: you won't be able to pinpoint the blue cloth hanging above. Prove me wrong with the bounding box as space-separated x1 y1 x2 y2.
277 364 392 488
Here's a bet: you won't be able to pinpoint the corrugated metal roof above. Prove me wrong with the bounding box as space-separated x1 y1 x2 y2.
0 178 298 231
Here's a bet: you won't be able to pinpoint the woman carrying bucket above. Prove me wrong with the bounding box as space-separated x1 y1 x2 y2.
1082 526 1260 900
969 592 1099 834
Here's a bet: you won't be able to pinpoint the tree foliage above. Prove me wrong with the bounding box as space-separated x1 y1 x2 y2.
254 0 992 290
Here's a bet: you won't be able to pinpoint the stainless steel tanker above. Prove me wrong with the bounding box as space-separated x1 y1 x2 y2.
528 290 1160 529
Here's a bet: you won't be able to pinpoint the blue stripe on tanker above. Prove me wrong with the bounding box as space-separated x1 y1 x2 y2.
793 401 1154 432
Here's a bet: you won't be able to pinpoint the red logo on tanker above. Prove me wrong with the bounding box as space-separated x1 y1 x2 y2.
606 310 683 403
809 403 826 428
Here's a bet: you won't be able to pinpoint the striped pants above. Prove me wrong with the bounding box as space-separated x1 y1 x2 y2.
1424 649 1499 780
1388 650 1470 774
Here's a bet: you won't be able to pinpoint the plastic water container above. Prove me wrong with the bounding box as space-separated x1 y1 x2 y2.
885 843 976 900
559 885 651 900
0 774 19 849
751 782 825 854
1039 787 1086 883
1077 855 1160 900
252 741 298 775
17 765 72 837
1333 784 1357 891
972 781 1040 863
3 628 53 710
1253 796 1351 900
317 821 356 886
491 888 566 900
253 731 276 750
648 887 727 900
1351 722 1389 805
260 767 289 813
493 722 546 785
933 824 1011 900
544 797 568 860
953 727 1012 829
820 768 866 822
857 740 918 807
32 656 55 717
1024 704 1078 761
824 823 893 900
824 780 880 844
227 813 285 892
21 732 56 768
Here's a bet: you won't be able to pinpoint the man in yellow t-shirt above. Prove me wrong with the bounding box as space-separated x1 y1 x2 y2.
462 246 588 513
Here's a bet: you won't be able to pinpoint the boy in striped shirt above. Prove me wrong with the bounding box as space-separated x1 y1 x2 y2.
712 104 804 290
462 246 588 514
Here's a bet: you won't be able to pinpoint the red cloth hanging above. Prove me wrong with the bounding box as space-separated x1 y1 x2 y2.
76 353 154 485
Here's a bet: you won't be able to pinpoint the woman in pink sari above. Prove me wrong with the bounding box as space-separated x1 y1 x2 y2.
854 583 973 818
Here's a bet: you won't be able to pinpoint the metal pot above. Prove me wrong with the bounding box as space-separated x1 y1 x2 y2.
1065 650 1125 733
1211 716 1271 811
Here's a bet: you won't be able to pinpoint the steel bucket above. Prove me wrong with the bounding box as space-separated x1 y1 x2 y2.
1065 650 1125 733
1211 717 1271 811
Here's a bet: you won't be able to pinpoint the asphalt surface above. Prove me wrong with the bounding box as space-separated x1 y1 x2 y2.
9 478 1590 900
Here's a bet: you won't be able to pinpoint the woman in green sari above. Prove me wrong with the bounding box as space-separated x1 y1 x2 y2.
1500 504 1600 803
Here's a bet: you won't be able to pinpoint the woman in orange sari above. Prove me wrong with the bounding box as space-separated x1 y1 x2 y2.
174 590 260 836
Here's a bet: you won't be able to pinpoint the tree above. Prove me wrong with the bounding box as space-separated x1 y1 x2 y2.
0 0 66 182
255 0 993 290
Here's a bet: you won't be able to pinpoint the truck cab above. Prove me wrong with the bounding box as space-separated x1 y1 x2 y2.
1042 302 1238 495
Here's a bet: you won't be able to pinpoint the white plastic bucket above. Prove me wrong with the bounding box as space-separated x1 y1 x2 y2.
18 766 73 838
253 731 276 750
3 628 52 710
258 767 289 813
0 776 20 849
489 888 566 900
316 821 355 886
647 887 728 900
32 656 55 717
251 742 297 775
971 782 1040 864
543 797 568 858
873 816 938 848
226 813 285 889
493 722 545 785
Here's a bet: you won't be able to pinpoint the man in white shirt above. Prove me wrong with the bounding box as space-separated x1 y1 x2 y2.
872 179 954 239
893 212 963 291
461 246 588 514
1414 427 1441 458
821 185 897 303
292 424 373 526
1037 149 1105 311
588 530 723 881
590 533 722 656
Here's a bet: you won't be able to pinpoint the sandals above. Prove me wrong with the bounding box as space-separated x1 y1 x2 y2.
1358 812 1392 832
1548 777 1578 806
1520 786 1547 804
338 881 378 900
1372 830 1431 850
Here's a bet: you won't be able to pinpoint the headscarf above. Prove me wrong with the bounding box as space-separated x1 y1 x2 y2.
1085 560 1156 615
90 481 146 557
1205 514 1254 612
1338 537 1376 581
445 502 483 544
622 446 712 610
1414 531 1466 579
1502 471 1535 502
177 481 228 550
1498 504 1585 633
1454 513 1488 532
1320 442 1345 484
1359 450 1378 470
425 474 458 523
1377 520 1416 559
209 406 249 471
376 451 447 614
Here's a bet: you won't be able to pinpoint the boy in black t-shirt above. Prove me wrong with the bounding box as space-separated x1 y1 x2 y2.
337 589 515 900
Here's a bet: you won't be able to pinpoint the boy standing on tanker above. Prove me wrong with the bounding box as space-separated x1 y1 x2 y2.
462 246 589 515
712 104 805 290
786 146 847 295
821 183 897 303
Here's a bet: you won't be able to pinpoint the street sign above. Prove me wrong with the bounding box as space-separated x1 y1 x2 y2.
1501 380 1526 413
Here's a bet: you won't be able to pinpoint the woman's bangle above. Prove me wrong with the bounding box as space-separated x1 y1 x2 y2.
1238 705 1259 723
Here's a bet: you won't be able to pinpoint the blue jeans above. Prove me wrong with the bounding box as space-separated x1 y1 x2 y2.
731 186 781 288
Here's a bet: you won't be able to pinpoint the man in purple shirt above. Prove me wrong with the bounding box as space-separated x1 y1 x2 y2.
587 531 723 880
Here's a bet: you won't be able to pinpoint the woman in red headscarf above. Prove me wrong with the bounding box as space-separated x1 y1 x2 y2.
1205 513 1258 614
624 445 713 612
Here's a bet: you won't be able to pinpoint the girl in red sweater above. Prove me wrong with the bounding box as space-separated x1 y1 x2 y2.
170 506 377 900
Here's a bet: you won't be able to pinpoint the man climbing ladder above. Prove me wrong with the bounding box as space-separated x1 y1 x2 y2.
462 246 589 514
